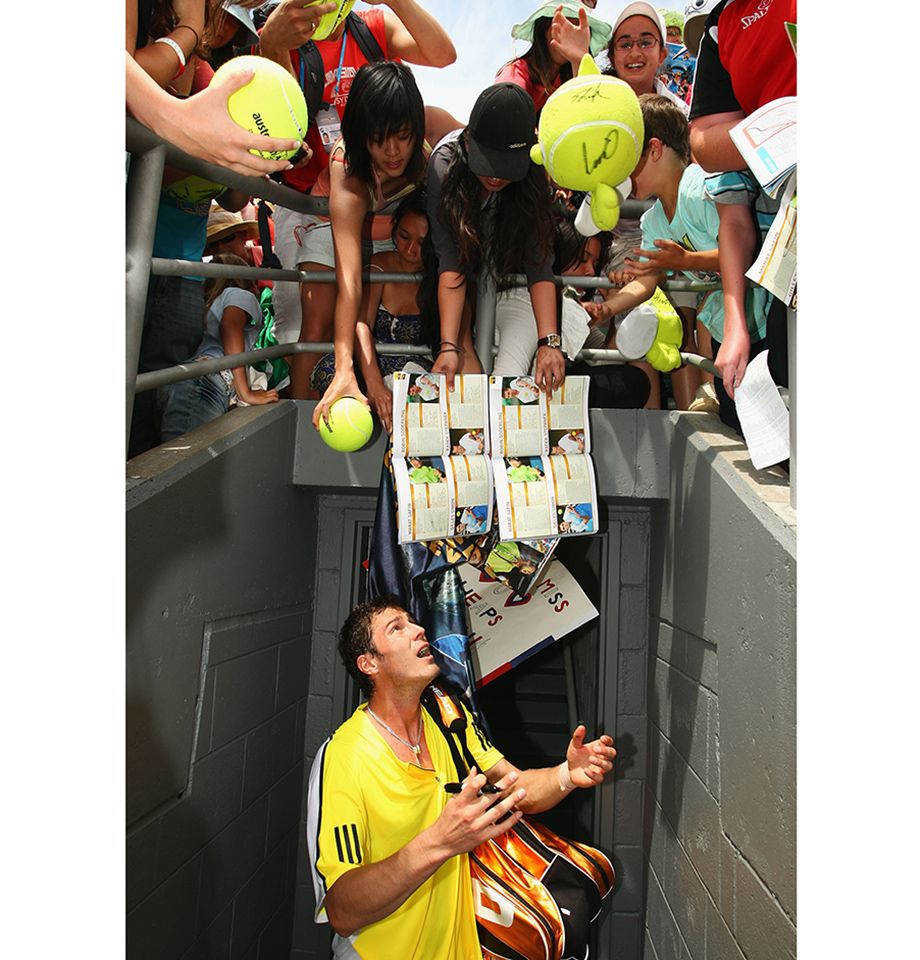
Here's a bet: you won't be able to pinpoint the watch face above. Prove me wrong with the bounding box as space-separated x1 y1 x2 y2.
541 334 562 348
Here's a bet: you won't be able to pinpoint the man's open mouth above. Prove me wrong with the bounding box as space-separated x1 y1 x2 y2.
417 645 431 659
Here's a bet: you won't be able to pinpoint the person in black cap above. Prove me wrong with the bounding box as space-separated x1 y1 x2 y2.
424 82 565 394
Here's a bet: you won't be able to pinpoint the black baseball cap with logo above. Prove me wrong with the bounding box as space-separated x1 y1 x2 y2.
466 83 537 182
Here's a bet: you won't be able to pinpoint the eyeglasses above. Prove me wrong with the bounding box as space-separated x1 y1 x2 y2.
614 37 661 51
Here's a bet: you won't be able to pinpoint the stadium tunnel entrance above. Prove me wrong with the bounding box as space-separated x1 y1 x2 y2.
126 401 794 960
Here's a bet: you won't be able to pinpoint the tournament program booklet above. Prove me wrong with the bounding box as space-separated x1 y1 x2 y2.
391 373 493 543
728 96 796 199
489 376 598 541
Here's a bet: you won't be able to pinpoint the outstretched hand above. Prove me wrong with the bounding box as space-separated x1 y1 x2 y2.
565 725 616 788
312 368 368 430
549 5 591 68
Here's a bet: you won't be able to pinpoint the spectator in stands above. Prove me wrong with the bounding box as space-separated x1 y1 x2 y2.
280 62 457 423
495 2 611 114
204 206 258 263
688 0 796 396
126 2 300 175
256 0 456 348
552 208 652 409
158 254 279 441
426 83 565 396
660 8 683 44
598 2 699 410
585 94 769 434
312 192 435 433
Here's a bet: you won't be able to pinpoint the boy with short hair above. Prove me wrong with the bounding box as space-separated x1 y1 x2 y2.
585 93 770 433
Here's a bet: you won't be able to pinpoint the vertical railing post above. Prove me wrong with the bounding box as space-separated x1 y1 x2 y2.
474 269 497 375
787 304 796 510
125 143 167 455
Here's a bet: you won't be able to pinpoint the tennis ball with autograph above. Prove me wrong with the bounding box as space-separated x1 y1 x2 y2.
318 397 374 453
215 55 308 160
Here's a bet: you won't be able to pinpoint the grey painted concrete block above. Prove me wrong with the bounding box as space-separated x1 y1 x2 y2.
719 834 737 932
241 706 298 808
707 694 721 802
611 844 644 912
267 763 306 853
313 571 343 632
257 893 296 960
704 905 745 960
661 665 710 784
590 410 639 496
646 865 685 960
127 855 201 960
614 779 644 846
609 913 642 960
650 662 670 733
208 611 304 666
156 740 246 883
309 631 338 697
228 840 286 959
618 650 647 715
210 647 279 752
667 836 708 960
619 585 649 649
653 623 680 667
615 714 646 782
647 799 674 895
197 666 217 757
304 695 334 758
126 819 160 913
277 638 310 712
682 630 719 696
179 904 232 960
290 882 321 951
197 796 270 931
650 731 720 903
645 929 661 960
619 514 650 589
732 854 796 960
635 413 672 499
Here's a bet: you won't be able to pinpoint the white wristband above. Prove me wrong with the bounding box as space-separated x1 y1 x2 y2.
557 762 574 792
155 36 187 76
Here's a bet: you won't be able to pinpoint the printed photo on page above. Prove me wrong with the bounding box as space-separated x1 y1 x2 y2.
489 375 548 458
493 455 557 540
546 376 590 450
548 454 599 537
393 455 454 543
391 371 447 457
445 374 490 455
448 454 494 537
480 534 558 600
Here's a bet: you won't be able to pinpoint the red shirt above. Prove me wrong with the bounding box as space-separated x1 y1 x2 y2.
689 0 796 120
495 57 560 115
279 10 389 194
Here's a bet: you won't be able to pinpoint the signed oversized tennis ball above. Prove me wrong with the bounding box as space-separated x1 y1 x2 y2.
215 55 308 160
318 397 374 452
531 55 643 229
306 0 356 41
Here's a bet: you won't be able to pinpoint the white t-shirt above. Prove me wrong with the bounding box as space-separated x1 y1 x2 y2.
196 287 262 360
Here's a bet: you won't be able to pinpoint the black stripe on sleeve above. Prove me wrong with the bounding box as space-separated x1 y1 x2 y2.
342 824 355 864
351 823 362 864
334 825 345 863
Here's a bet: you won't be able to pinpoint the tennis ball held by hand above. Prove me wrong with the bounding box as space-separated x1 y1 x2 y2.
214 55 308 160
318 397 374 452
306 0 356 41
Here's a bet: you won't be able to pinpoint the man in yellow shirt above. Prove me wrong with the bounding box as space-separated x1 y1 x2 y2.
307 595 618 959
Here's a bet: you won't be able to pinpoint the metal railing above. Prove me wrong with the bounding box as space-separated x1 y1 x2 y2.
126 117 794 501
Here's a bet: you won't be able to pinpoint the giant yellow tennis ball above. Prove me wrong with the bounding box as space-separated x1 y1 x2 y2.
307 0 356 41
318 397 374 452
214 55 308 160
531 55 644 230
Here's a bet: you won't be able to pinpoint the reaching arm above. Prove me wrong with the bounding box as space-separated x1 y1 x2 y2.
714 203 757 397
126 53 300 176
529 280 566 395
257 0 337 76
624 239 719 276
484 725 616 815
689 111 748 172
219 305 280 405
371 0 457 67
312 162 372 428
549 5 591 74
324 768 524 937
356 266 394 432
431 272 467 390
583 272 659 334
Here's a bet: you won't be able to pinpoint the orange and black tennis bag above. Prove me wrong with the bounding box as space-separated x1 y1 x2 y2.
422 686 616 960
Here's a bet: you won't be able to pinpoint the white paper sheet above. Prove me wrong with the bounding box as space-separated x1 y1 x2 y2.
734 351 790 470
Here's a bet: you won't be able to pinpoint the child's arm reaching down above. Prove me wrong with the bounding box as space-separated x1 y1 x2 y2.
583 271 660 347
220 307 279 406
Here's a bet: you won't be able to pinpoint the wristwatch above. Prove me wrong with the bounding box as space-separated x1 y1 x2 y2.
537 334 562 350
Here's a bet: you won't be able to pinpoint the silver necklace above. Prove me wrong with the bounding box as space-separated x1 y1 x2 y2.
366 706 423 757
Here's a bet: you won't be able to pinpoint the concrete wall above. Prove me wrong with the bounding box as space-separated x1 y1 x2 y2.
644 416 796 960
127 405 316 960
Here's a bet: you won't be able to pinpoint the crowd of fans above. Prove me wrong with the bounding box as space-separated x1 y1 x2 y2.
127 0 796 457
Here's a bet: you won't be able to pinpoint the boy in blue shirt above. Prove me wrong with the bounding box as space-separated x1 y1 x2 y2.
586 93 770 433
